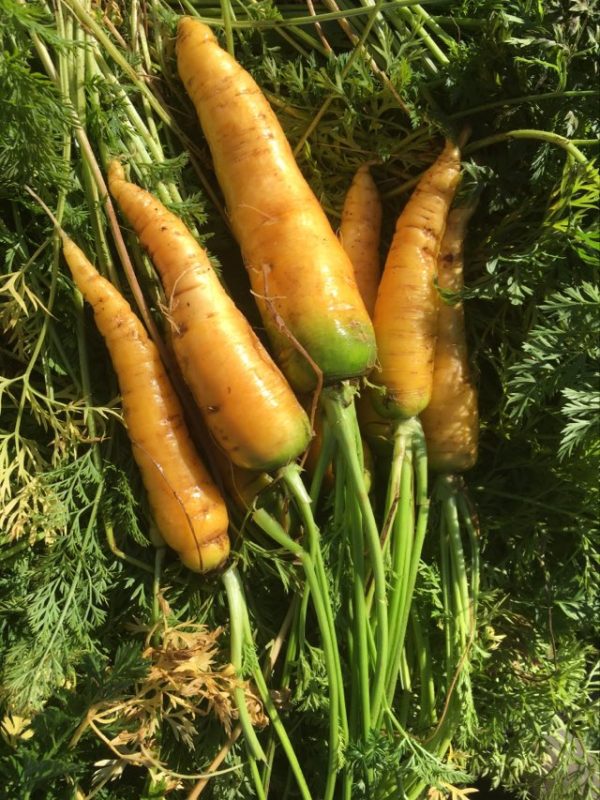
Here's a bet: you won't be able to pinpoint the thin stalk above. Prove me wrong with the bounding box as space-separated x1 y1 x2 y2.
234 567 314 800
464 129 597 171
411 608 436 729
308 416 336 505
383 422 430 719
442 483 470 642
281 466 348 741
253 509 341 800
185 1 454 30
457 492 480 620
384 435 414 707
220 0 235 55
221 567 267 763
348 493 371 741
322 383 388 723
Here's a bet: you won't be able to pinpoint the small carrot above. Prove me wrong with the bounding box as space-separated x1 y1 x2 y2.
421 202 479 473
108 161 311 472
176 18 376 391
62 236 230 572
339 164 382 317
372 140 462 419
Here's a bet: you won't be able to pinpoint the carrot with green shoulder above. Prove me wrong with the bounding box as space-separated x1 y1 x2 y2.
176 18 376 392
108 161 311 473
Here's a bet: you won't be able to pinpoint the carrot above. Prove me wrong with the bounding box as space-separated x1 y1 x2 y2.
420 203 479 473
339 164 382 317
62 236 230 572
176 18 376 391
108 161 311 472
372 140 462 419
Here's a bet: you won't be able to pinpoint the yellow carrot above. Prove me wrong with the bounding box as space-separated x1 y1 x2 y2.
176 18 376 391
372 140 462 419
108 161 311 472
339 164 382 317
421 203 479 472
63 236 229 572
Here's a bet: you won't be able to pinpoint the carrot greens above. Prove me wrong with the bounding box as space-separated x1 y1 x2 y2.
1 1 598 798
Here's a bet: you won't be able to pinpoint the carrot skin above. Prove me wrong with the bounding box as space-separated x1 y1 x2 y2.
176 18 377 391
420 204 479 473
108 162 311 472
63 237 229 573
372 140 462 419
339 164 382 317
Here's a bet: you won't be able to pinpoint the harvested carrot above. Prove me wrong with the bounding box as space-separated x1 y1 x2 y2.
176 18 376 391
372 140 462 419
339 164 382 316
62 236 229 572
108 161 311 472
421 203 479 472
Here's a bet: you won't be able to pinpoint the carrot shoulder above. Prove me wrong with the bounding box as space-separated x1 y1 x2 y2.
421 204 479 473
63 237 229 573
372 140 462 419
108 162 311 472
339 164 382 317
176 18 376 391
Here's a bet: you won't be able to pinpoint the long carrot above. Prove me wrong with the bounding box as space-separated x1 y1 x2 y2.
108 161 311 472
372 140 462 419
176 18 376 391
339 164 382 317
63 236 230 573
421 202 479 473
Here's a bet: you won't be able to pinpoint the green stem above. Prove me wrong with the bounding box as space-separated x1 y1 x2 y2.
220 0 235 55
411 608 436 729
464 128 596 169
322 384 389 723
253 509 341 800
384 431 414 707
308 416 336 506
233 571 313 800
348 494 371 741
457 492 480 620
189 1 452 30
385 423 430 715
221 567 267 764
282 464 349 742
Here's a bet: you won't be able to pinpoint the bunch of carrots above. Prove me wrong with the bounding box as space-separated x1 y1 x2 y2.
46 17 481 798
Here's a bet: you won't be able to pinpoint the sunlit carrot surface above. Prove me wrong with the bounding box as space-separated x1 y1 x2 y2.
63 236 230 572
421 203 479 472
339 164 382 317
108 161 311 472
372 140 462 419
176 17 376 390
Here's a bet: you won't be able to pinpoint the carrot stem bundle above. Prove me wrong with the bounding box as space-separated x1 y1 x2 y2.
252 508 343 800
